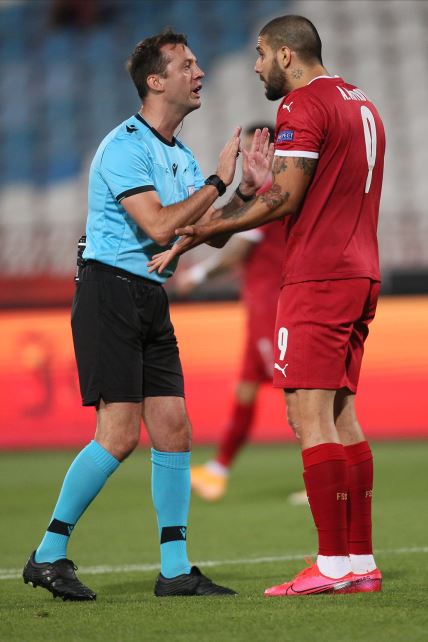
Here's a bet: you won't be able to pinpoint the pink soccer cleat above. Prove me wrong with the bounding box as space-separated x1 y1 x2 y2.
264 562 354 596
352 568 382 593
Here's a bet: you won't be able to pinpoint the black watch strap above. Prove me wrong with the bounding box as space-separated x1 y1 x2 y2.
235 185 255 202
204 174 226 197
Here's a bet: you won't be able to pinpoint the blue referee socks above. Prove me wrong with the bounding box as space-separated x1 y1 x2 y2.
35 440 120 563
151 449 191 578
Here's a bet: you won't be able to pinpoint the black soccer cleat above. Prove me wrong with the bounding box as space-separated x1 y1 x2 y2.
23 551 96 601
154 565 237 597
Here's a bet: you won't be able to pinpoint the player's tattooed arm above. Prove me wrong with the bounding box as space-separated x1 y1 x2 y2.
259 183 290 209
197 191 252 247
147 154 318 274
219 190 253 218
209 153 317 226
258 155 317 211
200 198 255 248
293 157 318 177
206 154 317 227
214 155 293 222
213 198 254 221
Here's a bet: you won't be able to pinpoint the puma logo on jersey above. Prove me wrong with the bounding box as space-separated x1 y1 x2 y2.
283 101 293 112
274 363 288 378
126 125 138 133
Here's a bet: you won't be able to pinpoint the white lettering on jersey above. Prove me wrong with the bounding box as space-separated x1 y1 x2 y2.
336 86 369 102
361 106 377 194
277 327 288 360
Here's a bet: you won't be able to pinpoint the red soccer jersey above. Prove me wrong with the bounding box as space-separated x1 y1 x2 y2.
274 75 385 285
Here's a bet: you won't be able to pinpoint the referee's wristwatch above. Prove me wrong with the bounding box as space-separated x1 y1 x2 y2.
204 174 226 196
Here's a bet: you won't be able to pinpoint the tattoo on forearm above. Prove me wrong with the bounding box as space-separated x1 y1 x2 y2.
218 192 243 219
259 184 290 209
213 154 316 224
272 157 288 175
259 154 317 209
293 157 318 176
219 200 254 220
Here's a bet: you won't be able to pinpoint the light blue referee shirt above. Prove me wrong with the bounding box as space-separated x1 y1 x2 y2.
84 113 205 282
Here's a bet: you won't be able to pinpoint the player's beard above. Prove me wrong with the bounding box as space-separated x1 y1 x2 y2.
264 59 289 101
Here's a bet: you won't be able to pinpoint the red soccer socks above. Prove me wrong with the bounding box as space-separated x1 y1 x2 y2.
267 441 381 596
344 440 373 555
344 441 380 588
302 443 349 557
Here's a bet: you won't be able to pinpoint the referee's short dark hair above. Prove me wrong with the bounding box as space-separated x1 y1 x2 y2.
127 29 188 100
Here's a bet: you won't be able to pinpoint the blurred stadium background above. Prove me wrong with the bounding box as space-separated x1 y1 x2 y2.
0 0 427 447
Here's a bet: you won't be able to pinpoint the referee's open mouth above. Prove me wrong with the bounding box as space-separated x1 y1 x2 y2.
191 84 202 97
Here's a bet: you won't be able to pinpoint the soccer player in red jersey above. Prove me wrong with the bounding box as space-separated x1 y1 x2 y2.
175 125 285 501
149 15 385 596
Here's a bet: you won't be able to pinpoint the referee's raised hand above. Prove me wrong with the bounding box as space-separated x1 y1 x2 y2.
215 126 242 186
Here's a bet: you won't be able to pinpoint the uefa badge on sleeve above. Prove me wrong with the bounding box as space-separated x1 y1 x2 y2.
277 130 294 143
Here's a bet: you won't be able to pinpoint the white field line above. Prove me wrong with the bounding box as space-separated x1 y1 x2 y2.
1 546 427 581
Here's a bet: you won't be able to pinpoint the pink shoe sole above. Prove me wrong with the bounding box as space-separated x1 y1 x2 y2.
353 576 382 593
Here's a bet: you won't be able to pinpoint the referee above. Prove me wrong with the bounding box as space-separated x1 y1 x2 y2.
23 29 271 600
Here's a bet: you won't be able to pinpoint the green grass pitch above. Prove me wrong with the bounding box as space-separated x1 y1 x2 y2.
0 442 427 641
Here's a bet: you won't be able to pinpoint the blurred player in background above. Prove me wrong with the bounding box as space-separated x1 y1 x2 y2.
178 124 286 501
23 29 272 601
149 15 385 597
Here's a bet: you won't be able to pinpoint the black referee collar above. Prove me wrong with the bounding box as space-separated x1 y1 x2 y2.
135 113 176 147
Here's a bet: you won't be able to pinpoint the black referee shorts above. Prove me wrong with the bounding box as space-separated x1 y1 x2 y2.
71 260 184 406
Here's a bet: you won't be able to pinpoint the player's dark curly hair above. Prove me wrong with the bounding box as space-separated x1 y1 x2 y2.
260 15 323 65
127 29 188 100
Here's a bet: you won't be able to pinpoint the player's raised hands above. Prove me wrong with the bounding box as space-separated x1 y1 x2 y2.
240 127 274 194
215 127 242 186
